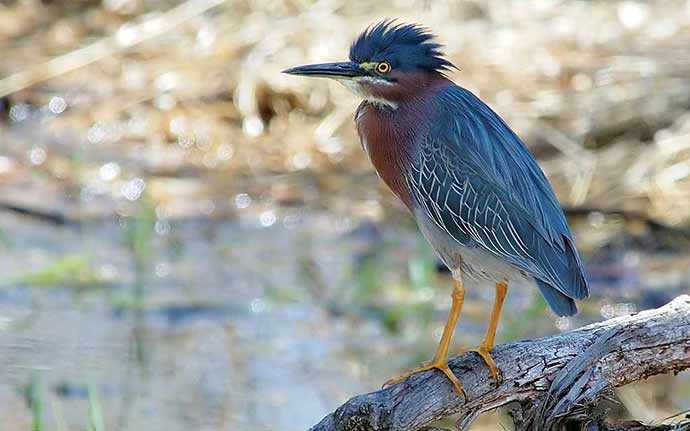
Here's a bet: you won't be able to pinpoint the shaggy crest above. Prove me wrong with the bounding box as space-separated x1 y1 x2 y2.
349 21 456 73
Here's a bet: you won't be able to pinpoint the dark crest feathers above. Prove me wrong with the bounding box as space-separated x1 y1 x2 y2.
349 21 456 73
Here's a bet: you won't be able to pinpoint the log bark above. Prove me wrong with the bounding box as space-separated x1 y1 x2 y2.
309 295 690 431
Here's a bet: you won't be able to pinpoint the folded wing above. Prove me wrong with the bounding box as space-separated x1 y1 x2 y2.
405 85 588 314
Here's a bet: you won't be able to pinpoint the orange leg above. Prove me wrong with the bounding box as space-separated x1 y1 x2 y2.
384 278 466 395
466 280 507 383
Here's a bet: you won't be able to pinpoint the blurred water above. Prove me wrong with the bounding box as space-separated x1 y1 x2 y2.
0 213 367 430
0 207 688 430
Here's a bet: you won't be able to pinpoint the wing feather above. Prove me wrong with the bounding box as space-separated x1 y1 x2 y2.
407 85 588 301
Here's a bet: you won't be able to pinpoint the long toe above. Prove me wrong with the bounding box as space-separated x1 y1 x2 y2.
435 363 466 396
383 361 466 396
382 362 434 388
469 347 502 384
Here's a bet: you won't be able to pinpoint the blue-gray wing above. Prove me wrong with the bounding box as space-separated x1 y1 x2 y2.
406 85 588 314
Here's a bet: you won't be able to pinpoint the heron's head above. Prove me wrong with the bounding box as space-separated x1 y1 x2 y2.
283 21 455 108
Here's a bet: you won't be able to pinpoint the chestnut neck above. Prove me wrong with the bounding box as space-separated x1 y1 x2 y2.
355 72 453 210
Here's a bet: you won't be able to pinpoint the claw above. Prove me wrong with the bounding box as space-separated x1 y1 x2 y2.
467 346 502 384
383 361 466 396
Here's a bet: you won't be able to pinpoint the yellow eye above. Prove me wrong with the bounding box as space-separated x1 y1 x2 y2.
376 62 391 74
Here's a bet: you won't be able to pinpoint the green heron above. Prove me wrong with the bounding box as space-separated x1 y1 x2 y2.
283 21 589 395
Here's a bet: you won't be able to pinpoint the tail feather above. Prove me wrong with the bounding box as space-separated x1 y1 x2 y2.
562 236 589 300
536 279 578 317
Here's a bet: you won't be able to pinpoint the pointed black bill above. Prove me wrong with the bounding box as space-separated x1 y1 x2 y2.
282 61 360 78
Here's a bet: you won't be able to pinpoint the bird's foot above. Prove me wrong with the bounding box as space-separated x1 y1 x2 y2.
463 345 502 384
383 359 465 396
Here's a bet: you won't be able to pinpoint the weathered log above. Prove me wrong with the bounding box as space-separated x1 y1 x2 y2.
309 295 690 431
